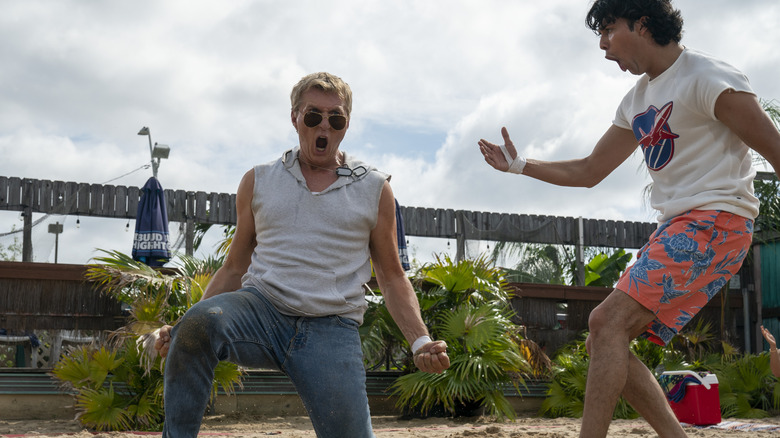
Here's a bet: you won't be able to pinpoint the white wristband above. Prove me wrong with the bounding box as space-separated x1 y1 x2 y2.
499 144 526 174
508 156 527 174
412 335 432 354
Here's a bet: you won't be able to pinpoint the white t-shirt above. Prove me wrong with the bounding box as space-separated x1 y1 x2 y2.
613 48 759 222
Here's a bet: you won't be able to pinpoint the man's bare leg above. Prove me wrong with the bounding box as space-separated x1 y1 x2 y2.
621 353 687 437
579 290 656 438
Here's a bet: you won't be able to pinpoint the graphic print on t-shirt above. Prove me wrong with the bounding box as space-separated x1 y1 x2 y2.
632 101 679 171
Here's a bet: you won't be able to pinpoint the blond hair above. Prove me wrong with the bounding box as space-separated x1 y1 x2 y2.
290 72 352 116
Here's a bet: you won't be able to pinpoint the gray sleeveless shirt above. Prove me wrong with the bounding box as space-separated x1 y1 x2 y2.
241 147 389 324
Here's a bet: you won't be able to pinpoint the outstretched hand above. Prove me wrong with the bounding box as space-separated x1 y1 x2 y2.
761 325 777 349
478 127 517 172
413 340 450 374
154 324 174 358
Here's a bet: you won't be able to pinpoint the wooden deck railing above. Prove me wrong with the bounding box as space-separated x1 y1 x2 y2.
1 176 658 265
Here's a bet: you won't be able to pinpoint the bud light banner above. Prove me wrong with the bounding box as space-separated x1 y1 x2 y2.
132 176 171 267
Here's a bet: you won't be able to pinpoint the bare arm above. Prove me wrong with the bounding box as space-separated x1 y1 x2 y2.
761 325 780 378
369 181 449 373
200 169 258 300
715 91 780 180
155 169 257 357
478 125 639 188
721 95 780 378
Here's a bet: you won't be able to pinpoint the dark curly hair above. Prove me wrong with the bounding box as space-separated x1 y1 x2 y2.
586 0 684 46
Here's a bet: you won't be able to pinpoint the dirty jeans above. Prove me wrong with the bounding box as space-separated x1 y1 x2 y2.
162 287 374 438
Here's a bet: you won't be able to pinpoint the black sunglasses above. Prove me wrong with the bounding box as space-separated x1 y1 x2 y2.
302 112 348 130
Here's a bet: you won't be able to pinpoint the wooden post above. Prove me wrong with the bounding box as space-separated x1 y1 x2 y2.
575 216 585 286
185 218 194 256
455 211 465 262
22 179 33 262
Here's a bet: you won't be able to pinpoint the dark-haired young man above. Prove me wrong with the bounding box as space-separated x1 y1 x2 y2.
479 1 780 437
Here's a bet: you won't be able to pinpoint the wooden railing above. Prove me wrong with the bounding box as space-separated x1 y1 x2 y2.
1 176 658 265
0 260 746 357
0 261 122 331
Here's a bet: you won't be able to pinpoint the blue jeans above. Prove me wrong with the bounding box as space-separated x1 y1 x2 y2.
162 287 375 438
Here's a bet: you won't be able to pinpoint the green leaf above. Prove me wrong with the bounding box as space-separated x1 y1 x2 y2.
75 385 132 431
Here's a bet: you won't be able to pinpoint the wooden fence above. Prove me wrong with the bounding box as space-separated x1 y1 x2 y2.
0 176 761 351
509 282 747 355
0 260 747 359
0 176 658 267
0 261 122 331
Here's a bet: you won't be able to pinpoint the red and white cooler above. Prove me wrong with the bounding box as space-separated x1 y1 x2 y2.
661 370 721 426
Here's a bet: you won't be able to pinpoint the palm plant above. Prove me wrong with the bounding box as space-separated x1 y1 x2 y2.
493 242 631 288
542 323 780 420
540 341 589 418
710 352 780 418
493 243 568 284
576 249 633 288
386 254 532 419
666 319 719 365
362 253 513 371
754 178 780 239
0 227 22 261
361 296 412 372
53 341 163 431
51 249 243 431
541 334 638 419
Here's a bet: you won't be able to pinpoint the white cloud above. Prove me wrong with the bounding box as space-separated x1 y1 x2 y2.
1 0 778 264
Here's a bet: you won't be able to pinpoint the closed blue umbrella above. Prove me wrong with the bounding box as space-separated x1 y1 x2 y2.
132 176 171 267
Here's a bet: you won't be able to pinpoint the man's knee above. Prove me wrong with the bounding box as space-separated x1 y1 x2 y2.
587 303 612 337
587 290 653 340
173 303 226 350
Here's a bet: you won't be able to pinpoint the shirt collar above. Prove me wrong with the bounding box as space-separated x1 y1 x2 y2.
281 146 375 193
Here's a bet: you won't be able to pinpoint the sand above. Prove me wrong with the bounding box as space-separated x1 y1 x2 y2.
3 414 780 437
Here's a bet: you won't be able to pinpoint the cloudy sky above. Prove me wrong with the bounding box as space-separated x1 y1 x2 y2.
1 0 779 265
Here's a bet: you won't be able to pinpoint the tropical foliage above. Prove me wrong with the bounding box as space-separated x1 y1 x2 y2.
754 177 780 239
541 334 643 419
577 249 633 288
738 98 780 240
51 249 242 431
541 322 780 419
495 243 631 287
494 243 568 285
364 254 534 419
713 353 780 418
0 228 22 261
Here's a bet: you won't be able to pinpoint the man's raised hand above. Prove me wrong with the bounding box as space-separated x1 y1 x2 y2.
479 127 519 172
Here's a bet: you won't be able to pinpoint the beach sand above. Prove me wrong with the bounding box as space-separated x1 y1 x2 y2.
3 414 780 437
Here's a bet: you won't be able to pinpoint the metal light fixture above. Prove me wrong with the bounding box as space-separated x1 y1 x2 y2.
152 143 170 159
48 222 63 264
138 126 171 178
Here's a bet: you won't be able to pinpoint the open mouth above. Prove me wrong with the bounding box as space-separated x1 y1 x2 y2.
316 136 328 151
606 55 626 72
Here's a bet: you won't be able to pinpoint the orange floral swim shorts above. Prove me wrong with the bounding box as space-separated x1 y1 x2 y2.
615 210 753 345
